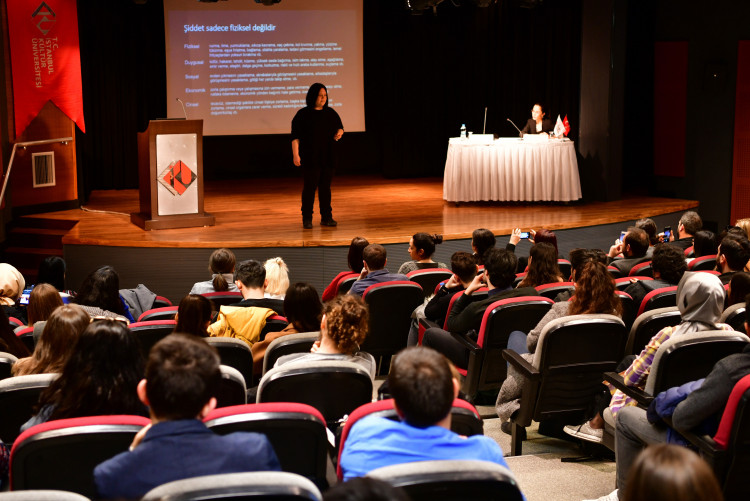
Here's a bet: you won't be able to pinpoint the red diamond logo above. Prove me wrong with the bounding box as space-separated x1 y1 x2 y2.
158 160 197 196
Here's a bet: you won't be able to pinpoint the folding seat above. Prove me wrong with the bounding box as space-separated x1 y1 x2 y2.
607 266 623 279
13 326 35 352
416 289 489 346
406 268 453 300
335 276 358 296
0 351 18 381
628 261 653 277
137 305 178 322
636 285 678 316
204 402 329 489
688 254 718 271
152 295 173 308
216 365 247 408
205 337 254 387
614 276 653 291
7 317 24 329
260 315 289 339
534 281 575 300
0 373 58 444
262 332 319 375
720 302 746 334
129 320 177 358
625 306 681 356
200 291 243 309
616 290 637 331
557 259 572 280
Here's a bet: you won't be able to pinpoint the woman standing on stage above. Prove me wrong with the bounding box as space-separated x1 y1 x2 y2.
291 83 344 229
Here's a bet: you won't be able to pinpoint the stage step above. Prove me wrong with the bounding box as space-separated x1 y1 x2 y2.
2 216 76 285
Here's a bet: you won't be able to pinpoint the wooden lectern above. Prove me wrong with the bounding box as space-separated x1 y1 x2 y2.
130 120 215 230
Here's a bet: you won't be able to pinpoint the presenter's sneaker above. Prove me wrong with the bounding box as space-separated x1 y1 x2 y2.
321 218 338 227
563 422 603 443
302 219 313 229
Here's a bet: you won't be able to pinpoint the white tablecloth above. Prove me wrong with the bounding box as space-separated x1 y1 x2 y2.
442 138 582 202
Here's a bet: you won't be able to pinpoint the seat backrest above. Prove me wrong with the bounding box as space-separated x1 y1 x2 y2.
336 276 358 296
625 306 681 355
616 290 636 331
257 361 373 427
15 326 35 352
10 414 150 497
366 460 523 501
441 289 488 330
0 351 18 381
128 320 177 358
137 306 179 322
720 302 747 334
0 373 58 444
688 254 718 271
216 365 247 408
645 331 750 395
407 269 454 299
262 332 320 375
205 337 254 387
152 295 172 308
615 276 653 291
629 261 653 277
0 490 90 500
361 281 423 358
607 266 623 279
714 374 750 501
141 471 323 501
558 259 572 280
534 282 575 300
637 286 678 316
8 317 24 329
260 315 289 338
714 374 750 449
204 403 328 489
200 291 243 309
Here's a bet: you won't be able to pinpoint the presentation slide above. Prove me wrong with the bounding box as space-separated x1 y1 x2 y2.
163 0 364 136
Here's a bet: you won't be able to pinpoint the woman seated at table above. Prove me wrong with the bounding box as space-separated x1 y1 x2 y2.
520 103 554 136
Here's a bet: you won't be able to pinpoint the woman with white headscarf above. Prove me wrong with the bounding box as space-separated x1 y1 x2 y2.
0 263 27 324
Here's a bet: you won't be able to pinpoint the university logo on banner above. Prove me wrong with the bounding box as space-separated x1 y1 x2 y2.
7 0 85 138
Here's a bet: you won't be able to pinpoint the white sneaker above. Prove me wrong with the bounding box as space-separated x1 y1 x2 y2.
563 421 604 443
583 489 618 501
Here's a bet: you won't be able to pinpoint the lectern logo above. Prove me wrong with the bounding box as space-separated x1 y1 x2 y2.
158 160 197 196
32 2 56 36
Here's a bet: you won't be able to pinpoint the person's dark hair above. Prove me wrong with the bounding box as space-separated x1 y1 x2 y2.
569 261 622 316
719 235 750 271
533 102 546 115
728 272 750 307
284 283 322 333
483 248 518 289
518 242 563 288
635 218 659 246
388 346 454 427
624 227 649 258
72 265 126 315
450 251 477 283
0 305 31 357
471 228 496 265
37 256 66 292
234 260 266 288
650 244 687 284
411 233 443 260
39 319 144 420
145 334 221 420
693 230 718 258
208 248 236 292
623 444 723 501
26 283 63 325
323 295 368 354
679 211 703 236
347 237 370 273
568 248 607 281
175 294 213 337
533 229 559 255
323 477 411 501
746 293 750 324
305 82 328 108
362 244 387 271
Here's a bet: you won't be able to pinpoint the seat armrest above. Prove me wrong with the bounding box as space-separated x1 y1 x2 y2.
663 417 723 458
502 349 540 381
451 332 481 351
419 318 439 330
603 371 653 407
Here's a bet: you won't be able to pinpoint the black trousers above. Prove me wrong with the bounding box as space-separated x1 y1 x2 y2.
301 163 334 220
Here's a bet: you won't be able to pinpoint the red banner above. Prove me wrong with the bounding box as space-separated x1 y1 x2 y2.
7 0 85 138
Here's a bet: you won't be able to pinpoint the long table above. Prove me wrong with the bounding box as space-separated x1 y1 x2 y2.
442 137 582 202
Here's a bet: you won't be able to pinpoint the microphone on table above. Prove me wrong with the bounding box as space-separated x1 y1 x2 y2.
176 98 188 119
506 118 522 135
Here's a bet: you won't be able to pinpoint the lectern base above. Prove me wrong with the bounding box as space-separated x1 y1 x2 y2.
130 212 215 231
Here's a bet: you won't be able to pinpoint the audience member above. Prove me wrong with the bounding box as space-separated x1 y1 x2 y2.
0 306 30 358
736 217 750 239
72 265 133 321
471 228 496 265
94 334 280 500
623 244 687 310
339 346 512 481
397 233 448 274
23 319 145 431
727 271 750 306
423 251 478 327
12 304 89 376
37 256 73 296
227 260 284 314
174 294 213 337
716 234 750 284
275 294 374 379
190 248 238 295
553 248 608 301
635 218 659 255
517 242 565 288
607 227 650 276
691 230 718 259
264 257 290 299
497 260 622 434
19 283 63 331
348 244 409 297
421 249 537 369
322 237 370 301
669 211 702 252
323 477 411 501
0 263 27 324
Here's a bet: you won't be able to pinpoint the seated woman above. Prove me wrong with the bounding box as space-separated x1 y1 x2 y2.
398 233 448 274
322 237 369 301
173 294 213 337
12 304 90 376
252 282 322 375
507 228 559 272
72 266 133 322
264 257 290 300
16 283 63 333
471 228 496 266
189 248 239 295
0 263 27 325
727 271 750 307
691 230 718 259
516 242 565 288
274 294 375 379
496 259 622 433
22 319 145 431
37 256 74 297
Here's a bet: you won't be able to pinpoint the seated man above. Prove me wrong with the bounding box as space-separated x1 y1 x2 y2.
339 346 512 481
624 243 687 310
348 244 409 297
94 334 280 499
229 259 285 314
716 234 750 285
607 227 650 276
421 248 537 369
424 251 477 326
589 297 750 501
668 210 702 252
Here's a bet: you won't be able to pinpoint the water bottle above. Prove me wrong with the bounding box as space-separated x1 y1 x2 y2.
460 124 467 139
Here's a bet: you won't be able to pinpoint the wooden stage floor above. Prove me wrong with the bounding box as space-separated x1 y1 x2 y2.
35 176 698 249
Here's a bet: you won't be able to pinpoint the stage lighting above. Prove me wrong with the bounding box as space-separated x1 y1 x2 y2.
254 0 281 5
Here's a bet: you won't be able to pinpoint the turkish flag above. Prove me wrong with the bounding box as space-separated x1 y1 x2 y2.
7 0 85 138
563 115 571 136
